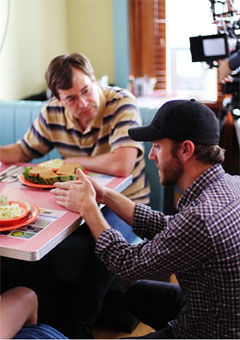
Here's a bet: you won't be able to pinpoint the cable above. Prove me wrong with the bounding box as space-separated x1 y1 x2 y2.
0 0 11 55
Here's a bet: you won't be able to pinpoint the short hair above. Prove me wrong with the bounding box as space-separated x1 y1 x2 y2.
194 144 225 165
171 141 225 165
45 53 95 99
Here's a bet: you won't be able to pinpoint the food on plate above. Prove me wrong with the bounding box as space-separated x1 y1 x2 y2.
0 195 8 206
0 196 31 223
0 201 23 220
39 158 64 170
23 167 77 185
22 160 87 185
20 201 31 213
55 163 83 175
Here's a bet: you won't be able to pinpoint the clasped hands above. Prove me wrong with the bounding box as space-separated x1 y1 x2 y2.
50 168 105 217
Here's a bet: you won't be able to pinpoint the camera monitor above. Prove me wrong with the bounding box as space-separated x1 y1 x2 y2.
190 34 229 62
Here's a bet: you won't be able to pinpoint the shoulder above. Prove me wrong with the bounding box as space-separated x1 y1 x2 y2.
101 86 141 122
103 86 138 109
190 170 240 219
103 86 136 100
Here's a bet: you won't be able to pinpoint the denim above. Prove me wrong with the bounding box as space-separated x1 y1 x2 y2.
13 323 68 339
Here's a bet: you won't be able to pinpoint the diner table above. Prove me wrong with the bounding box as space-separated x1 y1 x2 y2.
0 162 132 262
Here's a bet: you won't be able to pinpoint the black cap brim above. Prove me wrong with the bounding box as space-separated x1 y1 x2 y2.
128 125 161 142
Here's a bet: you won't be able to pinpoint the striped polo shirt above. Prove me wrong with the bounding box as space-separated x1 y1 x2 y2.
18 85 150 203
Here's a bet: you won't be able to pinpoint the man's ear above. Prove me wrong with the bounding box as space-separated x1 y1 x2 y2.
180 140 195 162
91 74 97 82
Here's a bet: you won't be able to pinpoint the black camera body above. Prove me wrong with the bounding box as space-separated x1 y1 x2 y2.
190 33 230 66
189 0 240 100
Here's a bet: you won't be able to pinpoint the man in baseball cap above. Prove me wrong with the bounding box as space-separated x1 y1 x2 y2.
128 99 221 187
51 99 240 338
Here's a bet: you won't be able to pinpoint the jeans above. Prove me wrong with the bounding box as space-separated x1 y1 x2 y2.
125 280 185 339
13 324 68 339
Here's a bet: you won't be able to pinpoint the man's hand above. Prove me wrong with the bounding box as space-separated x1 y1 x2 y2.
51 168 135 236
218 58 233 83
85 171 107 204
51 168 112 239
50 168 101 217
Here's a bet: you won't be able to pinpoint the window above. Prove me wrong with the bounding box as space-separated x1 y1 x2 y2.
165 0 218 103
129 0 166 90
129 0 239 107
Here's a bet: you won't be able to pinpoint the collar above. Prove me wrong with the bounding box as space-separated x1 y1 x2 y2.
176 164 225 211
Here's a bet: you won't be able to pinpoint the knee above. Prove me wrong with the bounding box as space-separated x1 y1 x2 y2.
15 286 38 308
13 286 37 299
125 280 147 309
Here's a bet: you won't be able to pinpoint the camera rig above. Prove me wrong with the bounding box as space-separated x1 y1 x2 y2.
190 1 240 174
190 0 239 102
210 0 240 108
190 1 239 105
190 0 239 66
210 0 240 41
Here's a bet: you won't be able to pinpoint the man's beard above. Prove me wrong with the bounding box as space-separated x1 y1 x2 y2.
161 155 183 186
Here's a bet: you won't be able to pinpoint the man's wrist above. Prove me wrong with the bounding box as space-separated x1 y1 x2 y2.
81 199 99 220
83 201 111 240
102 187 112 205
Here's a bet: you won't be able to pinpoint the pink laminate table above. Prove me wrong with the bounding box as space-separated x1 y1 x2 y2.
0 163 132 261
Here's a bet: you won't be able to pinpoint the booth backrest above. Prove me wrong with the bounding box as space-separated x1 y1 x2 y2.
0 100 61 163
139 107 163 211
0 100 163 211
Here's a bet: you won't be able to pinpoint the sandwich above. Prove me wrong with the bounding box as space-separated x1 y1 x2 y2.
23 159 87 185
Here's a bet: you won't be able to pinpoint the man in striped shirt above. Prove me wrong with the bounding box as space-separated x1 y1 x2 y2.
52 99 240 338
0 53 150 203
0 53 150 338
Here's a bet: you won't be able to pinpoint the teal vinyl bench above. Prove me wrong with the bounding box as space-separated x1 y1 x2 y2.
0 100 61 164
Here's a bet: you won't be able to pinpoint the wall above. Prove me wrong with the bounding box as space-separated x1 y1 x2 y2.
113 0 129 89
0 0 68 100
0 0 129 100
66 0 114 85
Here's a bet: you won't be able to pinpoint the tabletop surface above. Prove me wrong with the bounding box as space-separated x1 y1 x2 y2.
0 163 132 261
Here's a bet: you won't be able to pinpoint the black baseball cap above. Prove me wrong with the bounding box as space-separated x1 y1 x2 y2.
129 99 220 144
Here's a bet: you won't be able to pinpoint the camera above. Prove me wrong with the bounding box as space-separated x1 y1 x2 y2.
190 0 240 66
189 33 229 67
189 0 239 103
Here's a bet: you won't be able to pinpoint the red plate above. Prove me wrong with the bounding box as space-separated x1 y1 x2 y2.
0 203 40 232
0 201 28 226
18 174 55 189
18 172 88 188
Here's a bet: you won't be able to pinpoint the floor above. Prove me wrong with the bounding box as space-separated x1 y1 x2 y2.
91 275 178 339
92 322 154 339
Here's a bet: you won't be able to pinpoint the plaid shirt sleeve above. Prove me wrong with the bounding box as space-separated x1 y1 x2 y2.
95 203 213 281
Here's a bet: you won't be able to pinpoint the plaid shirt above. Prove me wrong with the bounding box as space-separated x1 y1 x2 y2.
96 164 240 338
